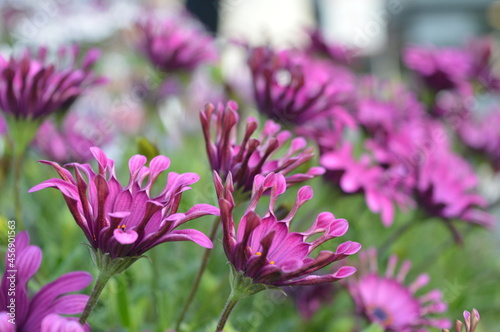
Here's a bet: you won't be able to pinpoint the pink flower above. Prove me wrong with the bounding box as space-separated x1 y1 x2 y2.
320 143 414 227
33 112 113 164
200 101 324 192
403 46 472 92
0 232 91 332
443 309 480 332
248 46 355 125
29 147 219 260
137 13 217 73
348 248 451 331
0 46 104 120
215 171 361 287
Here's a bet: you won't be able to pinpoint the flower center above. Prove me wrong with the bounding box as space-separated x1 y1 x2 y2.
117 225 126 231
368 306 393 326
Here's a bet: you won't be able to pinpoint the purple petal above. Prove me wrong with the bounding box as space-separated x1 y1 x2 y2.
113 228 138 244
161 229 213 248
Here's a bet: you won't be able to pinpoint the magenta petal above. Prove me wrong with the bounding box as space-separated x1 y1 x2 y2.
41 314 88 332
113 228 139 244
297 186 313 203
333 266 357 278
162 229 213 248
0 313 15 332
52 294 89 314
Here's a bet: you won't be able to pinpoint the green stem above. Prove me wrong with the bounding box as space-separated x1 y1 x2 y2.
175 216 221 330
215 290 239 332
79 271 112 325
13 151 24 229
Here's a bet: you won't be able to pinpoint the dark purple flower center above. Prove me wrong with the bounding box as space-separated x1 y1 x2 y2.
368 306 392 326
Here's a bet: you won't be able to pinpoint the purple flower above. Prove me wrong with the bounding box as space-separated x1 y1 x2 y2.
29 147 219 263
248 46 355 125
33 112 113 164
200 101 325 192
286 283 335 320
443 309 480 332
320 143 415 227
348 248 451 331
137 13 218 73
403 46 472 92
455 107 500 169
215 171 361 287
0 231 91 332
306 28 359 65
355 76 425 134
415 140 495 228
40 314 89 332
0 46 104 120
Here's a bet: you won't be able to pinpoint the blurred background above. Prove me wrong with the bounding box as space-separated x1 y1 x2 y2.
1 0 499 331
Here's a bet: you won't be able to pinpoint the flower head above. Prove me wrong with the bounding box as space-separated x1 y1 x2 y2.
0 46 104 120
33 112 113 164
443 309 480 332
248 46 354 125
415 139 495 228
320 143 415 227
137 13 218 73
29 147 218 265
200 101 325 193
215 171 361 287
403 46 472 92
354 76 425 134
0 231 91 332
306 28 359 65
348 248 450 331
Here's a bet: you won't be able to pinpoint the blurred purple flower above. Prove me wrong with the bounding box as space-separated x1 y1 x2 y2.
467 37 500 92
443 309 480 332
29 147 219 262
456 108 500 169
287 283 335 320
355 76 425 134
348 248 450 331
33 113 113 164
403 46 472 92
200 101 325 192
306 28 359 65
215 171 361 287
137 13 218 73
40 314 90 332
0 231 91 332
415 141 495 228
320 143 415 227
248 46 355 125
0 46 104 120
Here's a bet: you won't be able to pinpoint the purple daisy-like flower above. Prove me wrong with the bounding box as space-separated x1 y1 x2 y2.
33 112 113 164
320 143 415 227
348 248 450 331
215 171 361 287
0 231 91 332
0 46 104 120
403 46 473 93
29 147 219 264
306 28 359 65
248 46 355 125
415 141 495 228
355 76 425 134
443 309 480 332
137 13 218 73
200 101 325 192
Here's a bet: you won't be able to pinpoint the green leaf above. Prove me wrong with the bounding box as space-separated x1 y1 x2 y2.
136 137 160 161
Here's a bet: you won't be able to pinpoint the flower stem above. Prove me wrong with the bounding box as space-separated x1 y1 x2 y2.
79 271 112 325
215 290 239 332
12 151 25 229
175 216 221 330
